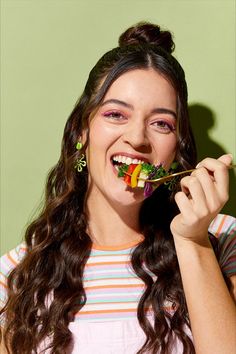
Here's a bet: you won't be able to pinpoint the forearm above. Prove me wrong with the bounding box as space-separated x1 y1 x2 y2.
174 237 236 354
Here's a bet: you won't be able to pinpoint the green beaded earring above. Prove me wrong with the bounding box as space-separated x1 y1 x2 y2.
75 141 87 172
76 141 83 150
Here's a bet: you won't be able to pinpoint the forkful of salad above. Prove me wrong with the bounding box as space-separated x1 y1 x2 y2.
117 161 236 197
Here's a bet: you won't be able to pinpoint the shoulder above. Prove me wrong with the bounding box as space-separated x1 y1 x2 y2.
0 242 28 309
0 242 28 275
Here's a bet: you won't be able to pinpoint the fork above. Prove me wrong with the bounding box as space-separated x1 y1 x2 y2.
126 164 236 185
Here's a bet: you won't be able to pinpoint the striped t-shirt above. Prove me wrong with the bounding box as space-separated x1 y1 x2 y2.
0 214 236 325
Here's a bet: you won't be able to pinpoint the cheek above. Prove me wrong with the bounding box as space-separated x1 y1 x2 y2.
155 135 177 166
86 121 122 166
158 134 177 152
89 120 123 150
88 121 108 152
168 136 177 154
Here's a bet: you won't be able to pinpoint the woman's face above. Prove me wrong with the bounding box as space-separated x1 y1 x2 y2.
85 68 177 206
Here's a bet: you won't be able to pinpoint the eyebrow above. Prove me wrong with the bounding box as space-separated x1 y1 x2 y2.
101 99 177 119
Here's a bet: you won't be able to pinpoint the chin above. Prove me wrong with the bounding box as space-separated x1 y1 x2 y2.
107 186 145 207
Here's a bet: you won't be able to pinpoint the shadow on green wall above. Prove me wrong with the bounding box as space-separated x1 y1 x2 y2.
189 104 236 217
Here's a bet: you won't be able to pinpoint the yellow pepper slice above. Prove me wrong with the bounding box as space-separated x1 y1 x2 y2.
131 164 142 188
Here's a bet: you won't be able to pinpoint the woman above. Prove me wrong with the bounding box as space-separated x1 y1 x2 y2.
1 22 236 354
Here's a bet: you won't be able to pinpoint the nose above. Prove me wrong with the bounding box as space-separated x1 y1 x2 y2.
122 119 150 151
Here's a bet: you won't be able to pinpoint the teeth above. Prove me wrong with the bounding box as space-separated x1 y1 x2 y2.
112 155 147 165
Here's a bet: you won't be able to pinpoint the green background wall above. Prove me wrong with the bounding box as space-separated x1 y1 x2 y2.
1 0 235 255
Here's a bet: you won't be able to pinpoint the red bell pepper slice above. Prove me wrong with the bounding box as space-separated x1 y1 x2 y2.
123 164 137 186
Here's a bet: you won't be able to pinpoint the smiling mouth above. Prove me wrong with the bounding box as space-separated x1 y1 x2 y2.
110 154 178 198
111 155 149 170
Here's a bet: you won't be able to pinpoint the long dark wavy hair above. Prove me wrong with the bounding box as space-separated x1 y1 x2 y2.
1 22 207 353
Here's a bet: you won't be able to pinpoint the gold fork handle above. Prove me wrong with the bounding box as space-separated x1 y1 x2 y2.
139 163 236 183
142 169 195 183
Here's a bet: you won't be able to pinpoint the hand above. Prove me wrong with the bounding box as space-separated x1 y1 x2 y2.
170 154 232 245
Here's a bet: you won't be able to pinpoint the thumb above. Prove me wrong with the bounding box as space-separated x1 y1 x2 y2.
218 153 233 166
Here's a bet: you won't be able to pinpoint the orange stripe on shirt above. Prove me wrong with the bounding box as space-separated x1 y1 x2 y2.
0 280 8 289
214 215 227 238
89 253 131 258
6 253 18 267
78 307 151 315
86 261 130 267
84 284 145 291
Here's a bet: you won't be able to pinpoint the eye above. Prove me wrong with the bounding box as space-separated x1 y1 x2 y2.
150 119 176 133
103 110 127 122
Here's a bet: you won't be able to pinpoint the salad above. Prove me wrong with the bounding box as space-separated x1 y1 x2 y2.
118 161 178 197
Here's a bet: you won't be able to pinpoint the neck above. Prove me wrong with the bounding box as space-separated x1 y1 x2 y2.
85 190 144 248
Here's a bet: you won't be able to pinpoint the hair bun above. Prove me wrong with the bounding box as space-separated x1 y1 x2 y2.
119 22 175 54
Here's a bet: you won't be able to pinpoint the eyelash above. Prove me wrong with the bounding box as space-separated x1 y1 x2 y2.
151 120 176 133
103 111 126 120
103 111 176 133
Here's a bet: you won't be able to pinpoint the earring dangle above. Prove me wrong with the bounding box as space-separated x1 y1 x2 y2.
75 154 86 172
75 141 87 172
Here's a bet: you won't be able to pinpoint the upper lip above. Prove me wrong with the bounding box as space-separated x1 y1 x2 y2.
111 152 151 163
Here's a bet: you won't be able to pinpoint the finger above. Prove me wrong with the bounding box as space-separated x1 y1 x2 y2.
197 154 232 168
191 167 222 212
195 158 229 203
180 175 209 216
217 153 233 166
174 190 195 221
